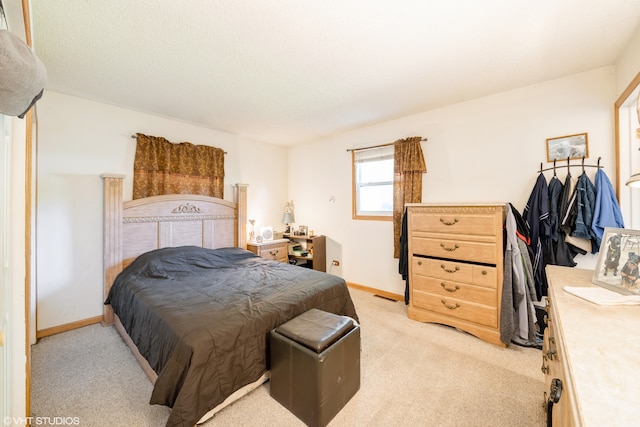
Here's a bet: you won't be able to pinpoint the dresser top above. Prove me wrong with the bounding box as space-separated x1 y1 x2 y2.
405 202 506 207
246 238 289 246
546 265 640 426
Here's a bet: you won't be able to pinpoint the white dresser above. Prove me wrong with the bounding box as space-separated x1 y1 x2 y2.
544 265 640 426
406 203 505 347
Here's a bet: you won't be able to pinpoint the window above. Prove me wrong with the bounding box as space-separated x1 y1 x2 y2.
352 145 394 220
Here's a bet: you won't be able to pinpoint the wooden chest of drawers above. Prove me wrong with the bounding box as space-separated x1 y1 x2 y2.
406 204 505 347
247 239 289 263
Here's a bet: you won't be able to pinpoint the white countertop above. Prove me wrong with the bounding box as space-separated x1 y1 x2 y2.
546 265 640 426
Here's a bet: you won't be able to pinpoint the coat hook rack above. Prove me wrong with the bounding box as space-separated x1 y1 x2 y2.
537 156 603 173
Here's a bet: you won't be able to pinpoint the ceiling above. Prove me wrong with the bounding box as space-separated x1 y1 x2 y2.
31 1 640 146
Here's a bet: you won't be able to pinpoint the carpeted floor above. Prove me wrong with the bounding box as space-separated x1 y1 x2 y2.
31 288 546 426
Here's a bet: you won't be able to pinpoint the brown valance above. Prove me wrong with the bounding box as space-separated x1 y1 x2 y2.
132 133 224 199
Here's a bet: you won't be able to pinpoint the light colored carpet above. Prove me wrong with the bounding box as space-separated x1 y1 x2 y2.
31 288 546 426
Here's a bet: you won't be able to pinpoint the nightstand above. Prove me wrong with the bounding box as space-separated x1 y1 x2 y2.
247 238 289 263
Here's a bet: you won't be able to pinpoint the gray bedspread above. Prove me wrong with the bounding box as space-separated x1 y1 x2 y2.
106 246 358 427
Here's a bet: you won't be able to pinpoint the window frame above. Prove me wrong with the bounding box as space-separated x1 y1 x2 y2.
351 146 394 221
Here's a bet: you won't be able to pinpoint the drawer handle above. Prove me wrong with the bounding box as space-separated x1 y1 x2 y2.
440 264 460 273
481 270 488 275
269 250 278 256
440 282 459 292
541 362 550 375
417 260 422 266
441 299 460 310
439 217 459 226
440 243 459 252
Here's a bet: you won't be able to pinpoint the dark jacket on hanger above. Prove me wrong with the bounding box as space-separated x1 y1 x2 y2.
399 209 410 304
545 176 563 265
571 172 597 253
556 171 586 266
523 173 550 299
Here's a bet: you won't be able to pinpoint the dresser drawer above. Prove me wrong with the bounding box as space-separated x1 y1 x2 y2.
412 276 497 306
412 237 497 264
412 290 498 328
410 212 499 236
412 257 497 288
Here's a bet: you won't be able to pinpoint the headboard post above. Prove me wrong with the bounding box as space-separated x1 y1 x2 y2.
234 184 248 249
102 173 125 325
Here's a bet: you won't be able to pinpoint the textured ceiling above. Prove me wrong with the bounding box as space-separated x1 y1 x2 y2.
32 0 640 146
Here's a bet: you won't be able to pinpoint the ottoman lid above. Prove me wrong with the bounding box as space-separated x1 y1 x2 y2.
275 308 355 353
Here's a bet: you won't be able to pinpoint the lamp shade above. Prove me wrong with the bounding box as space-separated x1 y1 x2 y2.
626 172 640 188
282 212 295 224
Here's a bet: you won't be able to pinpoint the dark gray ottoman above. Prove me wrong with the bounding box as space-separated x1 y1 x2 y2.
269 308 360 427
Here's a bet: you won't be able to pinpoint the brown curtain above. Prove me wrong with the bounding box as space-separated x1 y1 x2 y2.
393 136 427 257
132 133 225 199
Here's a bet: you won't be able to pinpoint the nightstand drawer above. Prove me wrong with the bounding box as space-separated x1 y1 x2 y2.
247 239 289 263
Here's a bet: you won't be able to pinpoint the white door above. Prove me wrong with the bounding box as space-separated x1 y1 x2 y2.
0 114 11 422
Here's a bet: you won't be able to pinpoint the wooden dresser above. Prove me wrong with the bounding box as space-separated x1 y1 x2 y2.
406 203 505 347
246 238 289 263
543 265 640 426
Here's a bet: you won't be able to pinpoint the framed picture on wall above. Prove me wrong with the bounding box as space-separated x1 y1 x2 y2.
546 132 589 162
592 228 640 295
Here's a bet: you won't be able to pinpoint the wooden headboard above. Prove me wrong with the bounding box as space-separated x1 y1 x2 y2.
102 174 247 324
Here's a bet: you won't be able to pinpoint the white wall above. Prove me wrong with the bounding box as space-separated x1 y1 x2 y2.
615 23 640 229
289 67 617 297
35 92 288 330
36 64 634 326
615 24 640 98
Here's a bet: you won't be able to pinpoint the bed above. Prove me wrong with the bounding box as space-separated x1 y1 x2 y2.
101 175 359 427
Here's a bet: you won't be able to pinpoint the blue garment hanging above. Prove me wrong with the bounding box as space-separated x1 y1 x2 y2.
592 168 625 247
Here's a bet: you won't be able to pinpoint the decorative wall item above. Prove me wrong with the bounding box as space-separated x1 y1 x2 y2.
546 132 589 161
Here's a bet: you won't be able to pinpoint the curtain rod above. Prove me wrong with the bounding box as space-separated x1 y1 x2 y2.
346 137 428 152
131 134 227 154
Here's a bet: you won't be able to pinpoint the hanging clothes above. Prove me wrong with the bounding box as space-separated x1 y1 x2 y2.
556 170 586 266
523 173 551 299
527 160 621 273
592 168 625 246
501 203 538 346
545 175 563 266
571 171 598 253
399 209 410 304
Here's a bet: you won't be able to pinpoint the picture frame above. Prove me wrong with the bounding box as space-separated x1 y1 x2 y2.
297 225 308 236
546 132 589 162
592 227 640 295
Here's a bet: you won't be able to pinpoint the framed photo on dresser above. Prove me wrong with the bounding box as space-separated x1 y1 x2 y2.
592 228 640 295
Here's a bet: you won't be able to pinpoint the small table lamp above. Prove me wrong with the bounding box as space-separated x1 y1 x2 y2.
283 201 295 233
